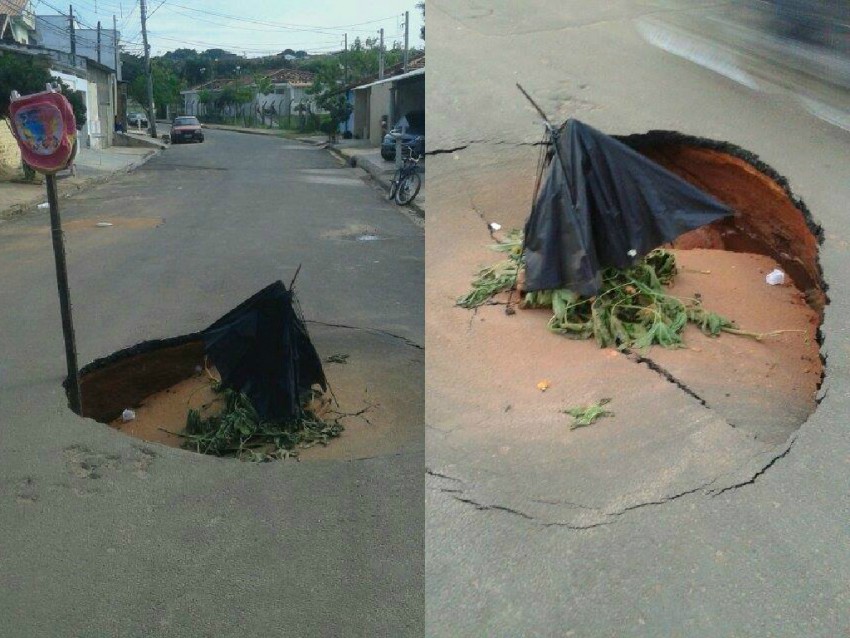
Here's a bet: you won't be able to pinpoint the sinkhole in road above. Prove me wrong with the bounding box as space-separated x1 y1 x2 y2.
613 130 828 442
618 130 827 314
71 328 422 461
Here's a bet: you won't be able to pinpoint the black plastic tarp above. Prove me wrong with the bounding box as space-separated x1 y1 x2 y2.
202 281 326 421
523 119 733 296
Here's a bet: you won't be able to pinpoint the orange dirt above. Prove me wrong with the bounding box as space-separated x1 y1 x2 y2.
80 340 205 423
634 248 821 443
108 369 220 448
85 335 420 461
638 145 825 312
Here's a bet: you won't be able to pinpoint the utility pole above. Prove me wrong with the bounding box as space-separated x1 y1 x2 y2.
96 20 101 63
403 11 409 72
69 5 75 57
112 14 119 78
113 15 121 131
139 0 157 137
378 28 384 79
343 33 348 85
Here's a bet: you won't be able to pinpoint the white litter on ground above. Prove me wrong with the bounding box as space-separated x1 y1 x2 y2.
766 268 785 285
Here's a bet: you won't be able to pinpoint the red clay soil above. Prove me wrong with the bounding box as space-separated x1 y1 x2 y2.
108 370 220 448
80 340 205 423
639 145 825 312
635 248 821 444
86 334 422 461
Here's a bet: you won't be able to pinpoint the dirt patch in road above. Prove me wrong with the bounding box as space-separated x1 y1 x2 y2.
639 248 821 443
618 131 826 312
77 328 421 461
425 132 827 522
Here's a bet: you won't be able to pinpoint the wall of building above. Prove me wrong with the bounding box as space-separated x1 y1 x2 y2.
367 82 392 146
0 119 22 179
34 15 70 52
395 76 425 123
353 89 369 140
75 28 119 76
35 17 120 77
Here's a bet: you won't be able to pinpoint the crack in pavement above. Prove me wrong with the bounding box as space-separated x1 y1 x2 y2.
710 437 795 496
622 348 711 409
427 139 547 155
622 348 744 430
305 320 423 350
434 437 796 528
426 468 463 482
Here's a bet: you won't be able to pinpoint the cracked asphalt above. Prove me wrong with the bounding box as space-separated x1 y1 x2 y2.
0 129 423 636
426 1 850 635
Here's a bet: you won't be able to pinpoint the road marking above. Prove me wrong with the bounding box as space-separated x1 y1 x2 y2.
637 19 760 90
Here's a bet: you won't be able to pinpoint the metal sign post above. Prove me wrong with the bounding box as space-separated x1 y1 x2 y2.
45 173 82 414
9 85 83 414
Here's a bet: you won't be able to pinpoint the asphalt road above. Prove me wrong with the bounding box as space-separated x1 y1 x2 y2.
0 129 424 636
427 2 850 636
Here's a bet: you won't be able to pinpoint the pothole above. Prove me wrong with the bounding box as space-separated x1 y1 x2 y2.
611 131 828 443
320 223 384 241
428 130 829 525
617 130 827 314
68 287 422 461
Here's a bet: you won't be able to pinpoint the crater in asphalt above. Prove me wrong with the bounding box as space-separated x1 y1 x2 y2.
69 327 421 462
430 131 828 527
618 130 827 313
616 131 829 442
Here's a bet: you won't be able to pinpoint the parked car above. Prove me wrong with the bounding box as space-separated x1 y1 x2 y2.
381 110 425 161
170 116 204 144
128 112 148 129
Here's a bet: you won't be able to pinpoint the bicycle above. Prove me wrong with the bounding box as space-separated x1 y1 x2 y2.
388 146 423 206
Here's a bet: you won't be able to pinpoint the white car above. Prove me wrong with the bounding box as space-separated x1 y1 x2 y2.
128 112 149 129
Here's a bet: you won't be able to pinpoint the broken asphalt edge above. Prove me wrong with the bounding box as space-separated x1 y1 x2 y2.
0 148 162 223
426 434 796 530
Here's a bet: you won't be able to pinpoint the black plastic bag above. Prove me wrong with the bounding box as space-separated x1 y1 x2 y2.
202 281 326 421
523 119 732 295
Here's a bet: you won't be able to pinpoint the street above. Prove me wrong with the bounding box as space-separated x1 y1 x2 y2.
0 129 424 635
427 1 850 636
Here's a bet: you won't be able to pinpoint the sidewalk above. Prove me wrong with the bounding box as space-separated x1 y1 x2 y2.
0 145 159 222
331 139 426 215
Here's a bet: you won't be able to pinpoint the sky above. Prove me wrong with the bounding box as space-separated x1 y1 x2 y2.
34 0 424 58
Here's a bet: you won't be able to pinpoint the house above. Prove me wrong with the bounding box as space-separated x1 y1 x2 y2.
0 0 36 44
351 55 425 146
0 43 118 149
34 14 121 77
180 68 319 122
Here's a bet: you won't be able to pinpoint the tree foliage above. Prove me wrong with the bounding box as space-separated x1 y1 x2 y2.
0 52 86 127
0 53 53 116
129 59 181 119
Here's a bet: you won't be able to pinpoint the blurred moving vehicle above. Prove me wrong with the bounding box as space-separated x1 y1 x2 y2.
128 112 148 129
170 116 205 144
767 0 850 51
381 110 425 161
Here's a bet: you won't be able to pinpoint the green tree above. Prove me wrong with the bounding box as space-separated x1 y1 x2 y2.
0 52 86 127
318 94 352 141
129 60 181 120
0 53 53 116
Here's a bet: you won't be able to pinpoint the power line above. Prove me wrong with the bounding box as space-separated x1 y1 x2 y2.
155 1 398 35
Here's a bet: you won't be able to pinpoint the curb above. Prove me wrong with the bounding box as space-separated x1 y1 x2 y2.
0 148 161 223
200 125 331 147
328 146 424 218
201 124 286 139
